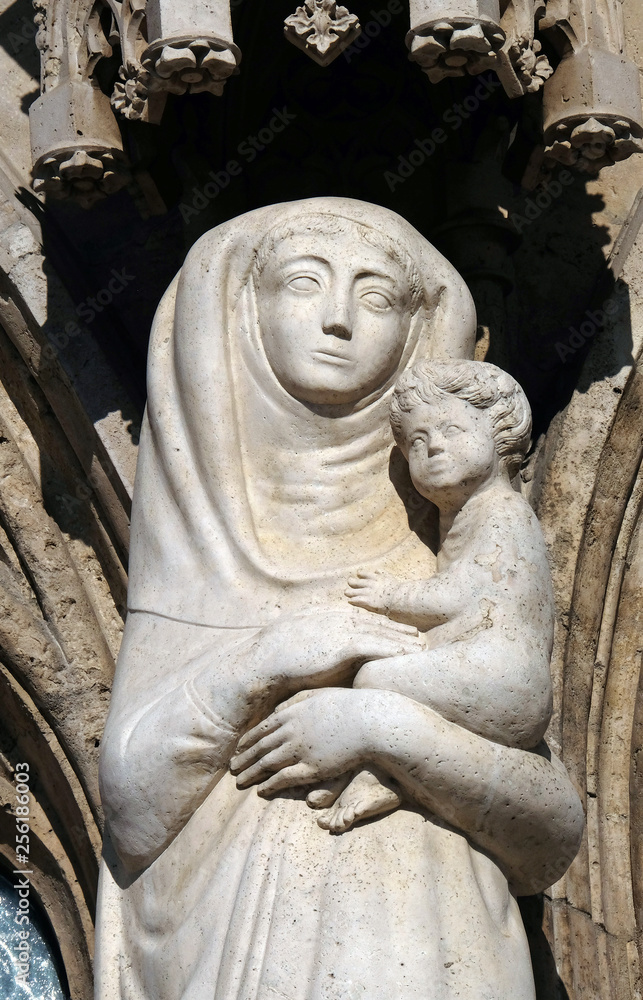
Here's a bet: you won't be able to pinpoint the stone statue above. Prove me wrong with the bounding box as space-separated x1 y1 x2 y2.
95 198 583 1000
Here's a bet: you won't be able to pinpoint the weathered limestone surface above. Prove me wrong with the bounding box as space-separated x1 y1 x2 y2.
527 214 643 999
0 123 137 1000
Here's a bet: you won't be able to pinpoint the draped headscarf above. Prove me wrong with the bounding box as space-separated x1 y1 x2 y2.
127 198 476 627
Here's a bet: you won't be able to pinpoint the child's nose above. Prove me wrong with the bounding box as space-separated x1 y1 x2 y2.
425 432 444 456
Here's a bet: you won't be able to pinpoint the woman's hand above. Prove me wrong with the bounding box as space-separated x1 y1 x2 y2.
253 607 424 698
230 688 373 796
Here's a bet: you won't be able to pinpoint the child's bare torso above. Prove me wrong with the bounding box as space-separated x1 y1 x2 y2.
389 482 553 650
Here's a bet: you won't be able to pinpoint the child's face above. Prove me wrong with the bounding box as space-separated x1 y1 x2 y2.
398 393 500 507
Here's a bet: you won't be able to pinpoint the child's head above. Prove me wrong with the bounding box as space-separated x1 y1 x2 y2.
390 360 532 484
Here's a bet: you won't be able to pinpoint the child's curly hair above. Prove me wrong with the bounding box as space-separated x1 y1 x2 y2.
390 360 532 478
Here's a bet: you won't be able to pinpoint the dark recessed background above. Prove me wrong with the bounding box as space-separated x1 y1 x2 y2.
11 0 625 434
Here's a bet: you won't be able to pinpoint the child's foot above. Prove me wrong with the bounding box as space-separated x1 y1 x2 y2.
317 767 402 834
306 775 350 810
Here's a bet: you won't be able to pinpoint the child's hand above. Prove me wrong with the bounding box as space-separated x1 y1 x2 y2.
345 570 396 616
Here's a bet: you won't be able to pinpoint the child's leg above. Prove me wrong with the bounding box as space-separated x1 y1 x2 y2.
316 766 402 833
353 632 551 751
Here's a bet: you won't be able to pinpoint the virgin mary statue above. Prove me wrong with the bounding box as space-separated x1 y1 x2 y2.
96 198 583 1000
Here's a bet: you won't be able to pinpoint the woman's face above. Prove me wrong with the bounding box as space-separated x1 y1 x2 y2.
255 229 415 405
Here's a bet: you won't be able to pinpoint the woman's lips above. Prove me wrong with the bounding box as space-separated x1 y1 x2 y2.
312 349 354 366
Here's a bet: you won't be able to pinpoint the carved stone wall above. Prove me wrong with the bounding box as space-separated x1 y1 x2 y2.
526 196 643 999
0 156 136 998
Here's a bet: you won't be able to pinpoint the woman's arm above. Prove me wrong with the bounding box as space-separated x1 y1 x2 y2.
99 610 424 871
231 688 584 896
370 693 582 895
99 613 245 872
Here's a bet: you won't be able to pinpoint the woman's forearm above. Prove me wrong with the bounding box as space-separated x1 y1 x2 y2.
99 614 259 871
99 612 340 871
365 691 583 895
100 609 420 870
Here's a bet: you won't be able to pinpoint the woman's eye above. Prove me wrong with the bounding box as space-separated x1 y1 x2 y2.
361 290 393 309
287 275 320 291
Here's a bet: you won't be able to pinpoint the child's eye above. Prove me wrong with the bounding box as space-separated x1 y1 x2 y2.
445 424 464 435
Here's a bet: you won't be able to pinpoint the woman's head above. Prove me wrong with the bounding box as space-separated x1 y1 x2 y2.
252 214 426 406
130 199 478 627
390 361 532 501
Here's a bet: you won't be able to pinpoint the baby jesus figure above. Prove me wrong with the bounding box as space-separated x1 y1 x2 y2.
307 359 555 833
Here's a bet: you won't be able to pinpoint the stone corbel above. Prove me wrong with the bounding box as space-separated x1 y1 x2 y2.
541 0 643 172
406 0 506 83
30 0 132 208
406 1 553 97
142 0 240 114
30 79 130 208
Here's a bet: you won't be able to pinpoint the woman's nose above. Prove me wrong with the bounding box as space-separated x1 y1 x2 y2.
322 297 352 339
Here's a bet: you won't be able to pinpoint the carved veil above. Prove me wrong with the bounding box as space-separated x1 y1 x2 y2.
127 198 476 628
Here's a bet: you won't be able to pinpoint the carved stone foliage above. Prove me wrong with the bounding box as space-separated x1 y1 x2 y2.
284 0 361 66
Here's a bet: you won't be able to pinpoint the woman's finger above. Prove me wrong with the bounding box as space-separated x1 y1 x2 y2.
371 620 420 639
230 728 286 773
235 745 300 789
365 616 418 637
236 714 282 752
257 762 317 796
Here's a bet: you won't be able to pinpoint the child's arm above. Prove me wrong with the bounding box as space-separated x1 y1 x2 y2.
346 567 469 630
